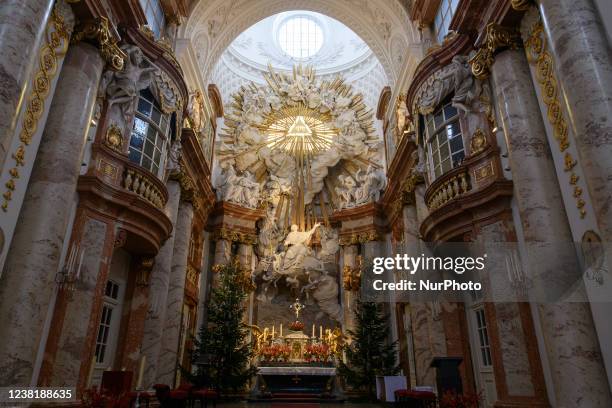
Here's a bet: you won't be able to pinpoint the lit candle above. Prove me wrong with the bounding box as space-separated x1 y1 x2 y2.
136 355 146 390
272 325 275 338
280 324 283 337
319 325 322 338
312 324 315 338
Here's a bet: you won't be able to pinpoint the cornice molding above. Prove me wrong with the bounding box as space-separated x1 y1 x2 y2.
469 23 522 79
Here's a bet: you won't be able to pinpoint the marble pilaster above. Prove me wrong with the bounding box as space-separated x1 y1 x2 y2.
156 199 194 386
0 0 55 168
406 184 446 387
476 220 546 406
141 180 181 389
50 217 110 388
537 0 612 246
0 42 104 386
492 48 612 407
409 302 446 387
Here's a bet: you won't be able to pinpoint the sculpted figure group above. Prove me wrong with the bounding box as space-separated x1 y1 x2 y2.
216 166 261 208
335 165 386 209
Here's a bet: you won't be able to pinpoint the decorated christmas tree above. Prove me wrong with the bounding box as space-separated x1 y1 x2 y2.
188 262 257 392
338 300 399 399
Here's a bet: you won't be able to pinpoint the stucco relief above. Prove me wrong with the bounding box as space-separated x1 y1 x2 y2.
181 0 419 84
413 54 492 143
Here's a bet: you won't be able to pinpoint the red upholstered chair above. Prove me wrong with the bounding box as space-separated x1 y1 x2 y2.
394 389 437 408
191 388 218 408
153 384 189 408
127 391 153 408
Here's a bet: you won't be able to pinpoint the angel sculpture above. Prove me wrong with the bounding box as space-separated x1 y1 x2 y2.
103 45 157 118
360 165 386 203
335 175 356 209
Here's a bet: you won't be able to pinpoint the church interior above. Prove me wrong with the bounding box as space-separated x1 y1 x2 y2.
0 0 611 407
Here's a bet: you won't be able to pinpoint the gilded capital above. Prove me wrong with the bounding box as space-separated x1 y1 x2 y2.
510 0 533 11
211 228 257 245
72 17 126 71
469 23 522 79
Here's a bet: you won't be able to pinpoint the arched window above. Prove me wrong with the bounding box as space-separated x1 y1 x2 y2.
434 0 459 43
139 0 166 38
128 89 171 177
278 16 324 59
422 101 465 180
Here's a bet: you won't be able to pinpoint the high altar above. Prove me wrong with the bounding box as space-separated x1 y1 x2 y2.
250 300 344 399
210 65 385 399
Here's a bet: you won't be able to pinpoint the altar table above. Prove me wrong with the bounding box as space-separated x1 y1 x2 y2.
255 366 338 398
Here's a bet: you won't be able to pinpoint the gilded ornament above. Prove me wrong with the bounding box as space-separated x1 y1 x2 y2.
525 20 587 218
573 186 583 198
105 123 123 152
470 128 488 155
136 257 155 286
469 23 521 80
139 25 155 40
339 230 382 246
342 258 362 291
72 17 126 71
212 228 257 245
570 173 579 184
2 4 71 212
12 146 26 166
564 152 576 171
510 0 533 11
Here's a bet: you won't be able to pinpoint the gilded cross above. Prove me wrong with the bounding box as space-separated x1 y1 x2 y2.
290 298 305 320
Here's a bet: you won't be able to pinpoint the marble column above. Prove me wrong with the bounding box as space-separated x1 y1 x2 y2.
537 0 612 247
341 244 359 333
237 243 255 326
156 199 194 386
492 49 612 407
211 238 231 287
0 42 104 386
141 180 181 389
0 0 55 167
195 232 212 332
237 243 253 267
213 239 231 265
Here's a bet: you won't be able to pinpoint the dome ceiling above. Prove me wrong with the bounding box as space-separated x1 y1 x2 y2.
210 11 389 111
228 12 371 73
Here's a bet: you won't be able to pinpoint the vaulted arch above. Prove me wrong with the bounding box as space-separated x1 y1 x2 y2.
181 0 421 85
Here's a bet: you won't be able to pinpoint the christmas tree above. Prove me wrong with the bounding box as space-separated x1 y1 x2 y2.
338 300 399 399
188 262 257 392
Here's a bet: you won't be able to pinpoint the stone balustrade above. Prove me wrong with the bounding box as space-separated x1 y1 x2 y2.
123 166 166 209
425 169 471 211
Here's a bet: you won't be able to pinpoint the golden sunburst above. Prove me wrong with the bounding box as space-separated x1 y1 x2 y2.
260 104 337 158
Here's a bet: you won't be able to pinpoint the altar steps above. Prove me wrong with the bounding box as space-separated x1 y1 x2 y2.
248 393 343 404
